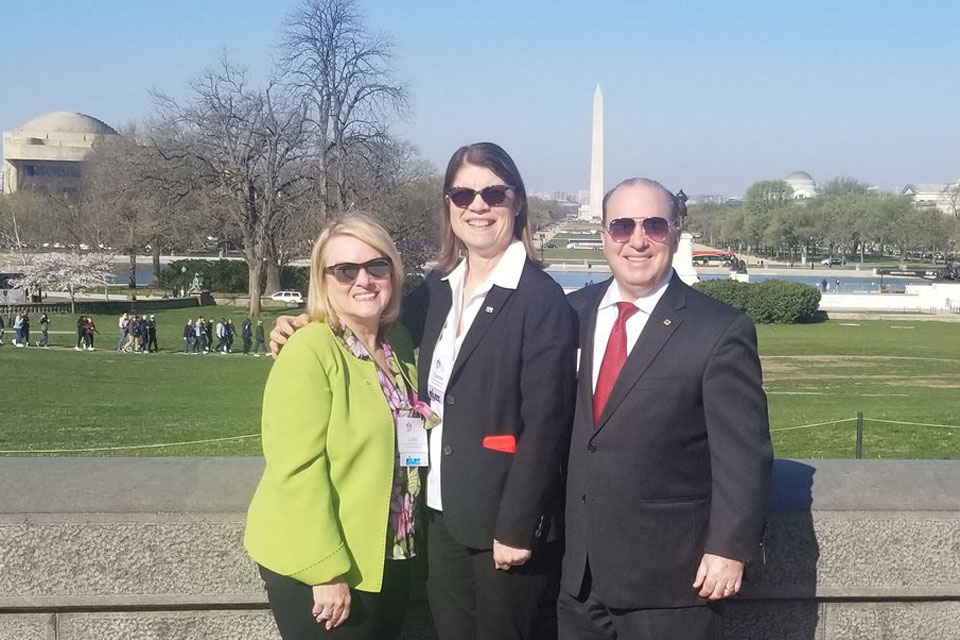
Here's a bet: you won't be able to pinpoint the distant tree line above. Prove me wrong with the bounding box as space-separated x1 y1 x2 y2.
689 178 960 266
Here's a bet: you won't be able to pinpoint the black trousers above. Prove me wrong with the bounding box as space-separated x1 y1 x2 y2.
259 560 410 640
425 508 560 640
556 562 722 640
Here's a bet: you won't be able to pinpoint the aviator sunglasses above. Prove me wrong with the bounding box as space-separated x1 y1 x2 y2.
605 216 675 244
446 185 514 208
324 257 392 285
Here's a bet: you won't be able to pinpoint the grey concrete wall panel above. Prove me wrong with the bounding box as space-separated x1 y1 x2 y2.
1 458 959 639
725 601 823 640
56 611 279 640
822 601 960 639
0 615 55 640
0 519 261 607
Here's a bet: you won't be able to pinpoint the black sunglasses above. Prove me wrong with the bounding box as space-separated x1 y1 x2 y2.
446 185 514 208
605 217 675 244
324 257 392 285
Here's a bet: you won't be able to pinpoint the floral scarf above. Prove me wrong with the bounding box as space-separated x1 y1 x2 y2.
335 324 435 560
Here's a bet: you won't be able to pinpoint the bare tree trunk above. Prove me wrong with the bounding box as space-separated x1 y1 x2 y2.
247 261 263 317
263 237 282 295
128 250 138 299
266 261 281 296
152 242 162 283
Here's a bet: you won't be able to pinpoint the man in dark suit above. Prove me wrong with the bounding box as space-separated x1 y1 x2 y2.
558 178 772 639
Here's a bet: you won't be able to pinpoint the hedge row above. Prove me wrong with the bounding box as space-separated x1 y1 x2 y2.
693 279 822 324
156 260 309 295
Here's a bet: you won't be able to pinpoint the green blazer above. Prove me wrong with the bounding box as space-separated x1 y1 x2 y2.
244 321 418 592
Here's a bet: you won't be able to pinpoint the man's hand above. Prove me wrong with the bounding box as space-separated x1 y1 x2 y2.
269 313 310 358
693 553 744 600
312 576 351 630
493 539 532 571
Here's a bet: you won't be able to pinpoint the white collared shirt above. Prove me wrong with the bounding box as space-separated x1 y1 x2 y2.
591 272 673 393
426 240 528 511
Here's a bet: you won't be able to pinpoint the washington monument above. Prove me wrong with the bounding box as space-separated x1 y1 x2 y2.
589 83 603 220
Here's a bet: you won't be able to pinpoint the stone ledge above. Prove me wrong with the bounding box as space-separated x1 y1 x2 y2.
0 457 957 640
0 614 54 640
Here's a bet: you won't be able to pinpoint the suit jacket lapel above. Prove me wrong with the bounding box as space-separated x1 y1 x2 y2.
594 278 688 433
449 286 513 381
417 280 452 396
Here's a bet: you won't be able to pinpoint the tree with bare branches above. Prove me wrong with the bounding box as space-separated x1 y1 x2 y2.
280 0 408 218
149 58 311 316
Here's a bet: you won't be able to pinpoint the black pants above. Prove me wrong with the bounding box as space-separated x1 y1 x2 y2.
556 562 722 640
259 560 410 640
425 508 560 640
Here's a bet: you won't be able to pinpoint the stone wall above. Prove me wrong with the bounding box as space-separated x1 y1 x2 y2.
0 458 957 639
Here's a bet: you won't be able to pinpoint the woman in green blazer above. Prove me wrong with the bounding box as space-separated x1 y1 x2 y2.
245 215 434 639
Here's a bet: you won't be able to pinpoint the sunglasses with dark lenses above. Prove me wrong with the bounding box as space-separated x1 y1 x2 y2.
446 185 514 208
324 257 392 285
606 217 674 244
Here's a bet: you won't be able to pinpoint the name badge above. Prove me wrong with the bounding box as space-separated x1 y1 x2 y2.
428 358 446 405
397 416 429 467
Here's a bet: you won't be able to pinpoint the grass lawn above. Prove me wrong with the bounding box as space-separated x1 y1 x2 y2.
1 311 958 459
0 304 291 456
757 320 960 459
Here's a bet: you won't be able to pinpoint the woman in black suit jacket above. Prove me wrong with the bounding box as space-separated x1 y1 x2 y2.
271 143 577 640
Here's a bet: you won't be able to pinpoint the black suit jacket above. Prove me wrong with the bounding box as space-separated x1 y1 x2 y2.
403 260 578 550
561 274 773 609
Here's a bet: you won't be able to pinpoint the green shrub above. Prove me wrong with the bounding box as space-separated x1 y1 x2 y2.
745 280 821 324
694 278 821 324
692 280 752 312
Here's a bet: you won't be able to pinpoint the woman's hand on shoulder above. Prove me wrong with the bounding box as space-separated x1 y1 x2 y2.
311 575 351 630
269 313 311 358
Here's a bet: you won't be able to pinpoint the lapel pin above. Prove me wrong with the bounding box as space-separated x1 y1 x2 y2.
663 319 672 326
485 306 494 313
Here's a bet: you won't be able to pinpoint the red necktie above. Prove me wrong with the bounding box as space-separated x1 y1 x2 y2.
594 302 639 425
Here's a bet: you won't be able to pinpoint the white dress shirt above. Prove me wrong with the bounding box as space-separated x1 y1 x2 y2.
426 240 528 511
591 272 673 393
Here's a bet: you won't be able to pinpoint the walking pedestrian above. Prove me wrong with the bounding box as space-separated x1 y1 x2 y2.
253 320 266 356
241 318 252 354
84 316 100 350
195 317 206 353
226 319 235 353
13 313 24 347
138 316 149 352
204 318 213 352
117 313 128 351
75 315 86 351
38 313 50 347
147 315 159 352
21 313 29 346
184 318 194 353
0 314 5 344
216 318 226 353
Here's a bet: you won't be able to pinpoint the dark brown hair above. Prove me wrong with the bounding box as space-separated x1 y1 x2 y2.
435 142 541 274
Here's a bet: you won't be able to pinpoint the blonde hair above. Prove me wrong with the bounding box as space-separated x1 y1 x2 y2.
306 214 404 329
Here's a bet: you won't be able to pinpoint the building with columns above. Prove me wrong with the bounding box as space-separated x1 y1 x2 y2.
2 112 117 195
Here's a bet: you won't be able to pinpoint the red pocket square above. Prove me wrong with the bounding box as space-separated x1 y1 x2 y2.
482 435 517 453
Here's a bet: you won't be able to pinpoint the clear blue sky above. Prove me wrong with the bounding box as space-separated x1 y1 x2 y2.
3 0 959 197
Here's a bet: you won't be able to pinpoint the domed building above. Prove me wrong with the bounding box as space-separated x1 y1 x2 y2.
784 171 817 199
2 112 118 195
